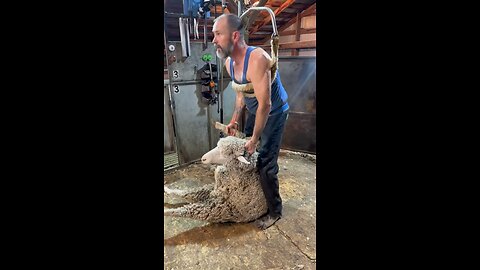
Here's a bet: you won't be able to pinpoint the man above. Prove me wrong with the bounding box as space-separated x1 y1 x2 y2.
212 14 289 230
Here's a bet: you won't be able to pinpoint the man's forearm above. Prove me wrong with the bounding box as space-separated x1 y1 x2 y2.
251 104 271 141
230 105 244 124
230 94 245 124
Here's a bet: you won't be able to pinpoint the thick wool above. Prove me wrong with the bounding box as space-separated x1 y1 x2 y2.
164 136 268 223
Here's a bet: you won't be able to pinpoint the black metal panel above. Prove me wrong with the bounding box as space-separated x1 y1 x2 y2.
281 112 316 154
277 56 316 154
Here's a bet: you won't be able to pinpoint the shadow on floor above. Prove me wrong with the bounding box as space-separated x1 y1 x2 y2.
164 222 259 247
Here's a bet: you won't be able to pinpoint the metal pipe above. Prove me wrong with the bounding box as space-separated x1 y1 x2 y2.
165 79 211 86
218 1 227 124
203 18 207 49
179 18 191 57
237 0 241 16
165 11 192 18
208 62 213 81
193 18 198 39
189 17 193 35
185 18 191 55
219 59 224 124
240 7 278 36
207 99 212 150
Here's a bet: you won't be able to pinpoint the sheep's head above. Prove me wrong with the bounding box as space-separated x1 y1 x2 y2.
201 136 254 165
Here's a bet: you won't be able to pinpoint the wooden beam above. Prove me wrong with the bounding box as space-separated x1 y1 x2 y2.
211 5 226 14
165 17 216 24
255 40 316 49
249 28 316 40
295 13 301 40
280 28 316 36
253 3 316 45
225 1 238 15
248 33 272 40
249 0 297 34
278 3 316 33
245 0 269 29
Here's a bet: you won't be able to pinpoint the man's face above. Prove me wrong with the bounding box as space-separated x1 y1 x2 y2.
212 19 235 59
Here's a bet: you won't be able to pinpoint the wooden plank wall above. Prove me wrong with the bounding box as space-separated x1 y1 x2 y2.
262 14 316 56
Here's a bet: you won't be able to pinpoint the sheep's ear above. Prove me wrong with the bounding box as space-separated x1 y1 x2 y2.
234 148 244 156
237 156 250 164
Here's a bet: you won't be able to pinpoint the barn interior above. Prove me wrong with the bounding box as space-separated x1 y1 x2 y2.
164 1 316 269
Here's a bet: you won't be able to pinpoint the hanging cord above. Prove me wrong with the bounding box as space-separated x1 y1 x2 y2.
270 33 280 81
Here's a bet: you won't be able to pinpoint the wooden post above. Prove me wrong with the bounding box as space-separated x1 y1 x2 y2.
292 12 301 56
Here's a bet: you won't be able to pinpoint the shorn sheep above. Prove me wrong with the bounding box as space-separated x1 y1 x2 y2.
164 136 268 223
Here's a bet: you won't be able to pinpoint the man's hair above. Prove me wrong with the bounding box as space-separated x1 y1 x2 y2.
214 14 246 38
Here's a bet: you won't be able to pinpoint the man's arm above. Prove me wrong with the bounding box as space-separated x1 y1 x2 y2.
231 91 245 124
226 91 245 135
245 50 272 153
224 57 245 136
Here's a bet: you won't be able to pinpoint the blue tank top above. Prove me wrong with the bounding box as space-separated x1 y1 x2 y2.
230 46 289 115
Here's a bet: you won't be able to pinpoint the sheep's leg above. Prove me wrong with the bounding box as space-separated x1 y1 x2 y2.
164 207 188 217
164 184 214 203
164 201 233 223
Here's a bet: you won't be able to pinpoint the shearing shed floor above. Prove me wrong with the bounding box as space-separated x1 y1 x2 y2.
164 150 316 270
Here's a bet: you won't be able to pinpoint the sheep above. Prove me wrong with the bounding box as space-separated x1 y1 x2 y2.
164 136 268 223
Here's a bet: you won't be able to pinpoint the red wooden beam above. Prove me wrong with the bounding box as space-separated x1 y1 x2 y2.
249 0 297 34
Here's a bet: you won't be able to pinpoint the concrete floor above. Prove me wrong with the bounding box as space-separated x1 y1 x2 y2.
164 150 316 270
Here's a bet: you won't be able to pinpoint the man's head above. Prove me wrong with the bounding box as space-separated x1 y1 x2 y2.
212 14 246 59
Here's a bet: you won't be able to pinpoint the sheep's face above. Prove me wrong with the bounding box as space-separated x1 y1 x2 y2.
201 146 227 164
201 136 249 165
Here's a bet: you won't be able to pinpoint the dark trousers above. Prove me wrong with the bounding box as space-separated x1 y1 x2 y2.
244 109 289 217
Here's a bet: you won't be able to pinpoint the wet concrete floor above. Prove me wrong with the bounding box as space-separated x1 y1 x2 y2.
164 150 316 270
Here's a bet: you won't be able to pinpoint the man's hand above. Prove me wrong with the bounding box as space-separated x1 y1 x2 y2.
245 137 258 155
225 122 238 136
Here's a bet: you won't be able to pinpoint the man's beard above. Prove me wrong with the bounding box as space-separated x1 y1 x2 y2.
215 40 234 59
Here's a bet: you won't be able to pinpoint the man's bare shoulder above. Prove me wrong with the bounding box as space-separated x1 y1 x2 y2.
246 47 271 83
249 48 271 69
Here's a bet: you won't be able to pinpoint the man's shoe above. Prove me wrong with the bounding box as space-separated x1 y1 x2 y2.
253 214 281 230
